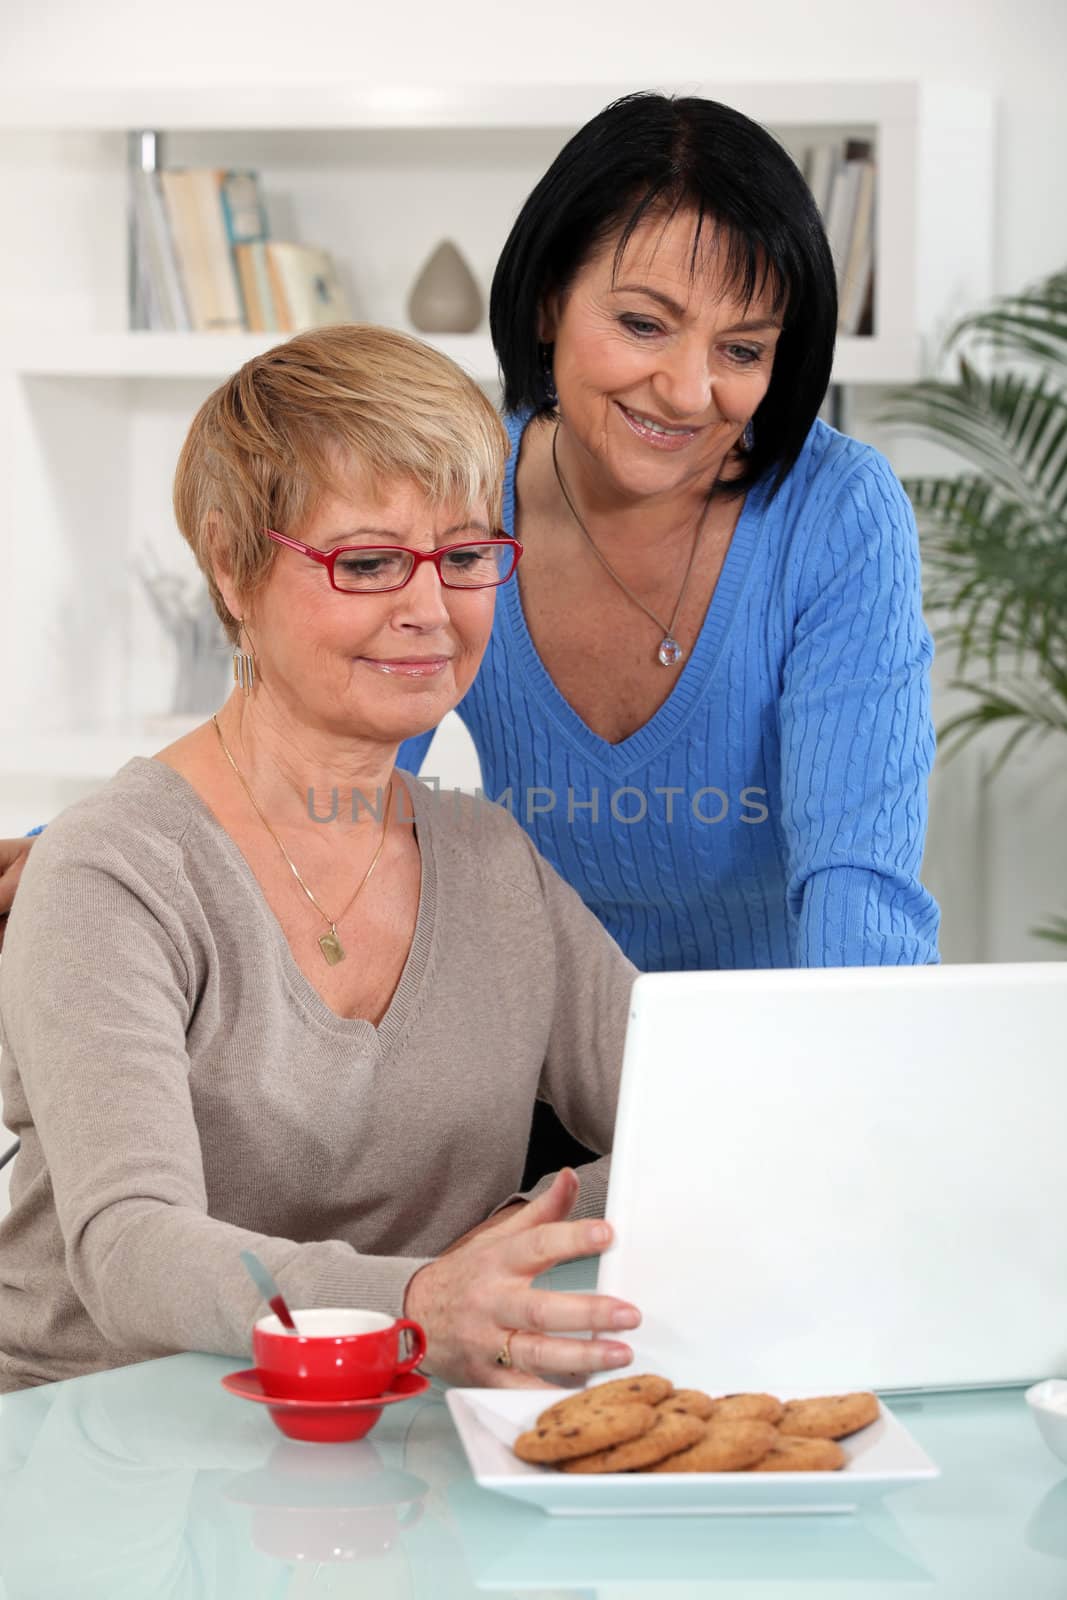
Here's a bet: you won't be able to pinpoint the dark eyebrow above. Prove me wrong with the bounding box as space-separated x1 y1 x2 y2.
611 283 781 333
611 283 688 317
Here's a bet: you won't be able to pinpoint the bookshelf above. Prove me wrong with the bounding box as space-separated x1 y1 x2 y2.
0 331 499 382
0 80 993 816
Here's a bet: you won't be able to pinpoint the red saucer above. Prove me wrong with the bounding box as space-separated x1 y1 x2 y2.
222 1368 431 1443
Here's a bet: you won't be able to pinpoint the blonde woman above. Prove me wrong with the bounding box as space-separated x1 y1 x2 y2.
0 326 641 1393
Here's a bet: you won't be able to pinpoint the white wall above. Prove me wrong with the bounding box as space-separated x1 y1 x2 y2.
2 0 1065 284
1 0 1065 962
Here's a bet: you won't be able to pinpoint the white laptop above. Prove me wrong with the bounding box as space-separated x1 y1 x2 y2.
596 963 1067 1393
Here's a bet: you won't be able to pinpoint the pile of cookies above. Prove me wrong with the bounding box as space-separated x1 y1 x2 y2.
513 1375 880 1474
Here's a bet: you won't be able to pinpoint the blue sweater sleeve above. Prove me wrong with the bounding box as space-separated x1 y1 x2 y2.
778 452 941 966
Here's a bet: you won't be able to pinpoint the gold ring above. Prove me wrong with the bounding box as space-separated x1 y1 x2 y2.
494 1329 517 1368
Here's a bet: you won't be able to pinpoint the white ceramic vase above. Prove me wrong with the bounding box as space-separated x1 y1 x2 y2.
407 241 483 334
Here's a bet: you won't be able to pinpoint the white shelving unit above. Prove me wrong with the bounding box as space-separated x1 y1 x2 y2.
0 331 500 382
0 80 993 821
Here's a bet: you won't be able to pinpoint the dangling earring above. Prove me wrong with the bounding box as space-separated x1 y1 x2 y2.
741 419 756 453
232 621 256 695
539 341 558 410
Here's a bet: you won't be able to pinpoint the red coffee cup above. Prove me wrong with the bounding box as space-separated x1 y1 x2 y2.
253 1309 426 1401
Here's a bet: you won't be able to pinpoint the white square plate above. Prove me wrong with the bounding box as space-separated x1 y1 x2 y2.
445 1389 939 1516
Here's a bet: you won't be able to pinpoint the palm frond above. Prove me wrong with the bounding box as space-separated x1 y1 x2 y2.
936 677 1067 775
1032 914 1067 947
945 271 1067 373
883 267 1067 948
899 474 1067 672
881 369 1067 520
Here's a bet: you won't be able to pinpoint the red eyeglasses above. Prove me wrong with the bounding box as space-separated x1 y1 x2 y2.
265 529 523 594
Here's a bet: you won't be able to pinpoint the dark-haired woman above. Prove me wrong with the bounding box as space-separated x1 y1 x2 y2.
1 94 940 992
400 94 940 1159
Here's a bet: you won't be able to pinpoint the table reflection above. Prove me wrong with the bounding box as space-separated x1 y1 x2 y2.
0 1354 461 1599
0 1358 1064 1600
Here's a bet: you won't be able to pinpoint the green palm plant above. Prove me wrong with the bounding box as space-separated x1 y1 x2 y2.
878 267 1067 946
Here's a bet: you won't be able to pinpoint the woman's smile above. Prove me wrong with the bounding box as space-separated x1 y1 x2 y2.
615 400 703 450
357 654 453 678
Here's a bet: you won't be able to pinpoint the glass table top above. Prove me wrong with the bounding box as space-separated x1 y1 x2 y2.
1 1348 1064 1599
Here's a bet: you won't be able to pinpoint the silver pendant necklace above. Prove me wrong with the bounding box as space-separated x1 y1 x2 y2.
551 422 713 668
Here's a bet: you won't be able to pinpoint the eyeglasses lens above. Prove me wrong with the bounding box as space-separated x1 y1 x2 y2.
332 542 514 592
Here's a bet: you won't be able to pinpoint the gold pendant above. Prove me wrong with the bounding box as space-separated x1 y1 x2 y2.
319 927 345 965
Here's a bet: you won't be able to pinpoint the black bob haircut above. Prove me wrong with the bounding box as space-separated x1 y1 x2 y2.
489 92 838 501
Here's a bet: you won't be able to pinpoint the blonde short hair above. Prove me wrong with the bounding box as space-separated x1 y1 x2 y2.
173 324 509 641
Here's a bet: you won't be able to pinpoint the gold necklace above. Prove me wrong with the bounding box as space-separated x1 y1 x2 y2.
212 714 392 967
551 421 713 668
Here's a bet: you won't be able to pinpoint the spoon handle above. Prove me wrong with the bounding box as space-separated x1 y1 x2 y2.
240 1249 298 1331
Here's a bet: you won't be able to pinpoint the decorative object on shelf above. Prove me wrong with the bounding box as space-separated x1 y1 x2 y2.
879 265 1067 945
407 241 482 334
138 555 232 715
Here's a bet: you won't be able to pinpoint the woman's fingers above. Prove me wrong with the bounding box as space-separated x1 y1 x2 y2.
488 1367 560 1392
502 1215 613 1278
488 1167 579 1238
506 1329 634 1380
503 1289 640 1337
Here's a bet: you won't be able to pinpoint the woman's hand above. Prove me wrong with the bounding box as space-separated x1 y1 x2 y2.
438 1200 526 1256
403 1168 641 1388
0 837 34 952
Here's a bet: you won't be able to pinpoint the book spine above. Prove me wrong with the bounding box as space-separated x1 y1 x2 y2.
265 243 294 333
220 171 270 330
250 240 280 332
136 170 191 331
825 155 864 288
190 169 246 332
807 140 840 223
838 159 877 335
234 244 264 332
159 170 214 332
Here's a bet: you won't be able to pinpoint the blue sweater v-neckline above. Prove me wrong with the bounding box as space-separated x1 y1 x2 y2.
499 409 770 779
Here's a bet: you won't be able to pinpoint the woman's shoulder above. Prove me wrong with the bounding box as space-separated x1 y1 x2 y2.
781 417 909 520
19 758 202 886
2 762 205 996
502 406 536 451
500 407 537 537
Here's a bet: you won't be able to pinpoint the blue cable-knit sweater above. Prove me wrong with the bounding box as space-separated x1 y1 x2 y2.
403 409 940 971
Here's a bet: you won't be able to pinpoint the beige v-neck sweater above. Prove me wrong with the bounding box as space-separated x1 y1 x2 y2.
0 760 634 1391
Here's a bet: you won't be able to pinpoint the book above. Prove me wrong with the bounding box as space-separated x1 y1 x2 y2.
824 139 873 293
219 171 271 329
186 169 245 333
265 242 351 332
131 169 190 331
129 184 160 331
806 140 840 223
159 170 218 331
838 157 877 336
235 240 279 332
219 171 269 249
160 169 245 333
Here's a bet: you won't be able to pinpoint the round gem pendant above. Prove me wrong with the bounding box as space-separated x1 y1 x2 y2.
657 636 684 667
